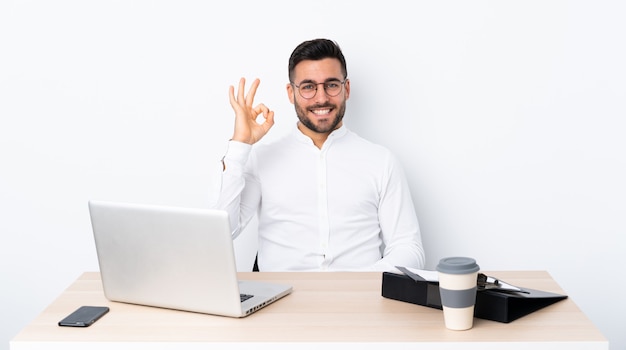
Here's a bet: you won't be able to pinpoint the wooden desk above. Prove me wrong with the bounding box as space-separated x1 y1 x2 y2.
11 271 607 349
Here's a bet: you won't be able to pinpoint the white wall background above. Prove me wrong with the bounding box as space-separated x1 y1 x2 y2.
1 0 624 349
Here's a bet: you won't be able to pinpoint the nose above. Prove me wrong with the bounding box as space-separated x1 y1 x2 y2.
313 84 331 103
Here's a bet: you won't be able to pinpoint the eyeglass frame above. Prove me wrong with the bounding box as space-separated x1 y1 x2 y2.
290 79 348 99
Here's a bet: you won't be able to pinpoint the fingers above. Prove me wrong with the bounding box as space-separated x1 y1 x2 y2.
228 85 238 110
228 78 274 130
264 110 275 129
245 79 260 107
228 78 247 108
230 77 261 106
255 103 275 129
253 103 269 116
237 77 246 104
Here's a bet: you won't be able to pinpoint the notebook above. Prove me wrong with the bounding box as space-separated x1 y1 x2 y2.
88 200 292 317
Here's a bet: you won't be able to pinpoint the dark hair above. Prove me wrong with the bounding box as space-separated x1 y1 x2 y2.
288 39 348 82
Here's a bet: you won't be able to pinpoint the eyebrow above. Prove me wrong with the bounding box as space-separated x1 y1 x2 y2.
297 77 343 85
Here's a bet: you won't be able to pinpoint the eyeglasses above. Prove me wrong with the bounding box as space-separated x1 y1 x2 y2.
291 79 346 99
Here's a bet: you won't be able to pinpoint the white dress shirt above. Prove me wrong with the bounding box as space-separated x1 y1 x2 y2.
215 124 424 272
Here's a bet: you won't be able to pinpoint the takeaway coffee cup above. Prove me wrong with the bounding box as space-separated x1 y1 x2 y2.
436 257 480 330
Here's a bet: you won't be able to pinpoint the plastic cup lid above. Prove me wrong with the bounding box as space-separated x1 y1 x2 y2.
436 257 480 274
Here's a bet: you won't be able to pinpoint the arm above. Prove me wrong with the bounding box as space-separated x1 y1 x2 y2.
214 140 260 239
213 78 274 237
372 154 425 271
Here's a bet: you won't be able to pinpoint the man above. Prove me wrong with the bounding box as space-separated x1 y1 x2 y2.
215 39 424 271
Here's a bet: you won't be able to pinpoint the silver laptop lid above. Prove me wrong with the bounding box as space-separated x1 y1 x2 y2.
89 200 248 317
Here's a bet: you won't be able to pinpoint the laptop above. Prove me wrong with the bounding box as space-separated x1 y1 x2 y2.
88 200 292 317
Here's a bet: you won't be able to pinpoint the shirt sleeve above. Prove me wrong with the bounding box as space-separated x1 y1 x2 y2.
372 153 425 271
213 140 260 239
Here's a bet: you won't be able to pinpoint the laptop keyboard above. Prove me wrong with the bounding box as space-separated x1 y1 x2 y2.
240 293 253 302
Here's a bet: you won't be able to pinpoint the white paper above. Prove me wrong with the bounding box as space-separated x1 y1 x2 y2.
405 267 439 282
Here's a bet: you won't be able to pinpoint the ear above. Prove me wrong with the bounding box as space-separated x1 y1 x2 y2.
286 83 295 104
344 79 350 100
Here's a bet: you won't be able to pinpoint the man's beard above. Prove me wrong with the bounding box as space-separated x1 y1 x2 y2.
294 100 346 134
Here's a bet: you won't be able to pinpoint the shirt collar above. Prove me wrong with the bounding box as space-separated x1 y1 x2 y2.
292 122 348 146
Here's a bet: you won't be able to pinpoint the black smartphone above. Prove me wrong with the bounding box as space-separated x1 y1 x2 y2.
58 306 110 327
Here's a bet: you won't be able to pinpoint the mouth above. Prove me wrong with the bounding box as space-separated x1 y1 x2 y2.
309 106 334 117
